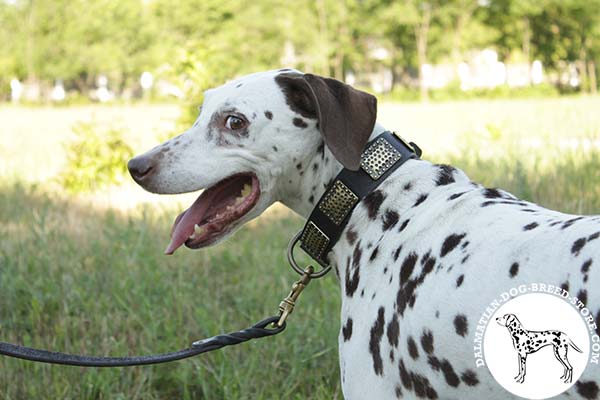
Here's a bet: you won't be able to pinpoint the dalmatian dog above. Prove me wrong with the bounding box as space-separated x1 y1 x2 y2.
128 69 600 399
496 313 583 384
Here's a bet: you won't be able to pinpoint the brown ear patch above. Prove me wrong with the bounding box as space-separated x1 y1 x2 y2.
275 72 377 170
275 73 318 119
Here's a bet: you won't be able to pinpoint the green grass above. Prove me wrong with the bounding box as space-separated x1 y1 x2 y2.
0 97 599 398
0 183 341 399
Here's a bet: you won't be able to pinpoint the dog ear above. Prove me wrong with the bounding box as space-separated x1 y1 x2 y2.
276 73 377 170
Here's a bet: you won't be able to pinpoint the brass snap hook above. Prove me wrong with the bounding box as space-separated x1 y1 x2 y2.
276 265 314 327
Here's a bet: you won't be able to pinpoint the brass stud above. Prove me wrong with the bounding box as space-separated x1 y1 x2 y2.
360 138 402 180
318 180 359 225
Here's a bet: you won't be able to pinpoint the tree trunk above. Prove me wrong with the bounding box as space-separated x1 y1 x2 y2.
334 1 348 81
522 16 531 84
25 0 36 82
588 61 597 94
316 0 329 76
415 5 431 102
579 47 588 92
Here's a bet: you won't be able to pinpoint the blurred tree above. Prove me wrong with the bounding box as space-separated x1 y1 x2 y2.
0 0 598 98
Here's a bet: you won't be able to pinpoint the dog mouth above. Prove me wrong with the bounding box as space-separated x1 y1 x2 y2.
165 173 260 255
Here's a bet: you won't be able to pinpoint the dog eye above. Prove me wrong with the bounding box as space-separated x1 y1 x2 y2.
225 115 245 130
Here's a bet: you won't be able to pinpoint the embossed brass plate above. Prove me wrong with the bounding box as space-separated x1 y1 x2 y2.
318 180 359 225
300 221 330 262
360 138 402 180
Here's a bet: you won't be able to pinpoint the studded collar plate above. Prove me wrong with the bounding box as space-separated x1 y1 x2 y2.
299 131 422 267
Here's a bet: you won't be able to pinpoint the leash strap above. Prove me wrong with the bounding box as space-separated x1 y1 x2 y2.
0 316 284 367
299 131 421 267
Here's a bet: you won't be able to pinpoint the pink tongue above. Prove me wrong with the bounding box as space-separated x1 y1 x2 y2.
164 190 216 255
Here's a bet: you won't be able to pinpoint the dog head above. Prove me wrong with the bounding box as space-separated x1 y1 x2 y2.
128 69 377 254
496 313 520 328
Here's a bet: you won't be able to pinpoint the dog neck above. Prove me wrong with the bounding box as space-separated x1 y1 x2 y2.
278 123 388 218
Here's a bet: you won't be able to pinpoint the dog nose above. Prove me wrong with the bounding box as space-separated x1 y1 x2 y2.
128 155 155 181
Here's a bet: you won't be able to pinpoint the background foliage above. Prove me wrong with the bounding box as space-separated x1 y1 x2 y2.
1 0 600 99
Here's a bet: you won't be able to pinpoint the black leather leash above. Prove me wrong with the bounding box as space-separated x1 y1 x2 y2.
0 262 321 367
0 316 284 367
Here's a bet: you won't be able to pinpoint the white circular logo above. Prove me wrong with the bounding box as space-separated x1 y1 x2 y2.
483 293 590 399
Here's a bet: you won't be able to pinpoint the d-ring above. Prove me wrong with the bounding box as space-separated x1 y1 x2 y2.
287 230 332 279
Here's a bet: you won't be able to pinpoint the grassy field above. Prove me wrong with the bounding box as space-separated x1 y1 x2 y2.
0 97 599 399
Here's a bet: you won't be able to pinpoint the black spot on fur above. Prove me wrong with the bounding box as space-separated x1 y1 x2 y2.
400 252 418 285
312 162 318 172
370 246 379 262
413 194 428 207
560 281 569 291
421 252 436 275
363 190 385 220
317 141 325 157
369 307 385 375
509 262 519 278
481 200 528 207
235 83 242 88
399 359 412 390
577 289 588 306
435 164 456 186
483 188 503 198
399 359 438 399
428 355 441 371
387 316 400 347
308 195 314 204
440 233 466 257
403 182 413 191
295 162 302 170
395 386 402 398
576 381 599 400
454 314 468 337
572 237 587 256
393 245 403 262
562 216 584 230
293 117 308 128
421 330 434 354
407 336 419 359
342 318 353 341
523 222 538 231
456 274 464 287
582 259 592 282
398 219 410 232
589 231 600 241
272 145 278 152
448 192 467 201
382 210 400 231
264 110 273 120
440 359 461 387
461 370 479 386
346 227 358 245
345 248 361 298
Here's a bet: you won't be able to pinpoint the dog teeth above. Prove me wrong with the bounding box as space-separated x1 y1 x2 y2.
189 233 196 239
241 184 251 197
194 224 204 235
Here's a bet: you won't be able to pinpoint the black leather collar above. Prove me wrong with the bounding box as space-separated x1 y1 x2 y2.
299 131 422 267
